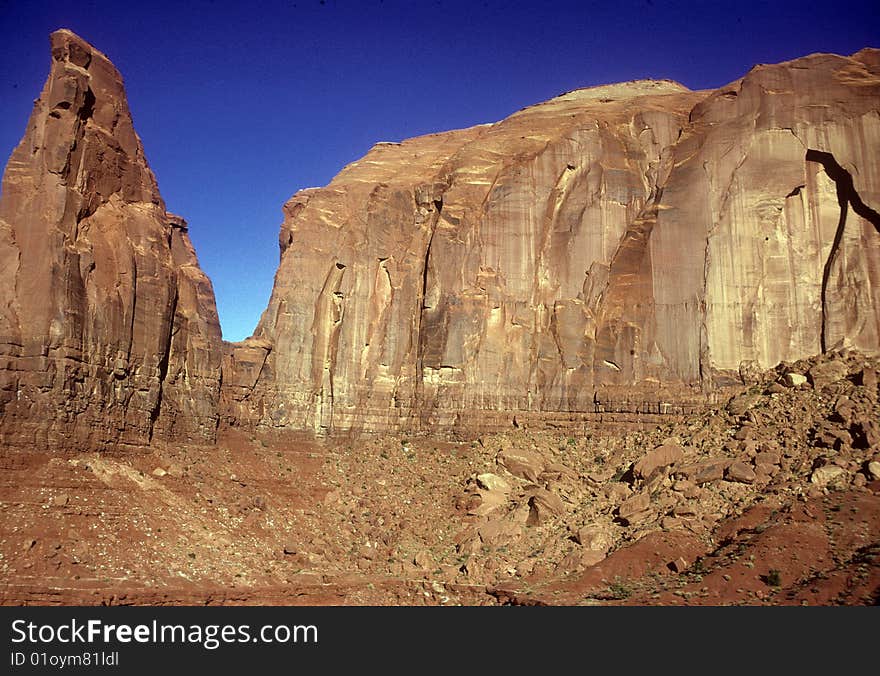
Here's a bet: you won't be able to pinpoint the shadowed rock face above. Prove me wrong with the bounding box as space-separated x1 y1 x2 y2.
0 30 222 449
224 50 880 436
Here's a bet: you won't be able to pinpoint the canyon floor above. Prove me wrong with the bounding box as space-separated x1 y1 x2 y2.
1 351 878 606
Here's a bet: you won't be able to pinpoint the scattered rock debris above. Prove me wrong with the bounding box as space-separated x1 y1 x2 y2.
1 350 878 605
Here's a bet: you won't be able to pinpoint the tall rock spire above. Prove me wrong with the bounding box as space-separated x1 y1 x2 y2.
0 30 223 449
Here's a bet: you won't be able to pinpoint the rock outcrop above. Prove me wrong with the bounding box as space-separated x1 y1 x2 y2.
652 49 880 390
225 49 880 436
3 32 878 446
0 30 222 450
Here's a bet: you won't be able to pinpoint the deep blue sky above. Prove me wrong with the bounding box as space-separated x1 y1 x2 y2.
1 1 878 341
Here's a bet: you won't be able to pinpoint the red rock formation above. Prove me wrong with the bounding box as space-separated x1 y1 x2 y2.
224 50 880 436
3 32 877 445
636 49 880 392
0 30 222 450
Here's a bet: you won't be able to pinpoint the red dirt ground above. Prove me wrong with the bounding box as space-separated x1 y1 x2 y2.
1 352 878 606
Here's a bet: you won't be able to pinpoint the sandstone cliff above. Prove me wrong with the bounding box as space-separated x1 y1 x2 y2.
652 49 880 389
3 33 878 445
0 30 222 449
224 49 880 436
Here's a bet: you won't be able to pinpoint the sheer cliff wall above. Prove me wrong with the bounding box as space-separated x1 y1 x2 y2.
2 33 877 445
222 50 880 436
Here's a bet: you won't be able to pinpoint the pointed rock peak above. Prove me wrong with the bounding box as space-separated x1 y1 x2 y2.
50 29 98 69
0 30 223 450
10 26 162 210
48 30 125 87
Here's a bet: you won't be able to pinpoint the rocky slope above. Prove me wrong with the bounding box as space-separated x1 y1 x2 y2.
0 30 223 450
225 49 880 437
2 350 876 605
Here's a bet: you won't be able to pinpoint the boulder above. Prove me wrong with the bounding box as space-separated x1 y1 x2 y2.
618 492 651 524
468 489 508 517
476 473 512 493
526 489 565 526
677 459 730 485
726 461 757 484
634 443 685 480
754 452 781 466
575 525 612 554
498 449 545 482
784 373 808 387
670 557 689 573
808 361 849 390
810 465 847 486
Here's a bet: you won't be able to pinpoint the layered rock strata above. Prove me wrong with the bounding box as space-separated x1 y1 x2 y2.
0 30 222 449
225 49 880 436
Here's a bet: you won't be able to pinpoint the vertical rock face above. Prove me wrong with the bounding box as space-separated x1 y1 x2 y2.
3 33 878 444
0 30 222 449
223 81 711 434
224 49 880 436
648 49 880 390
